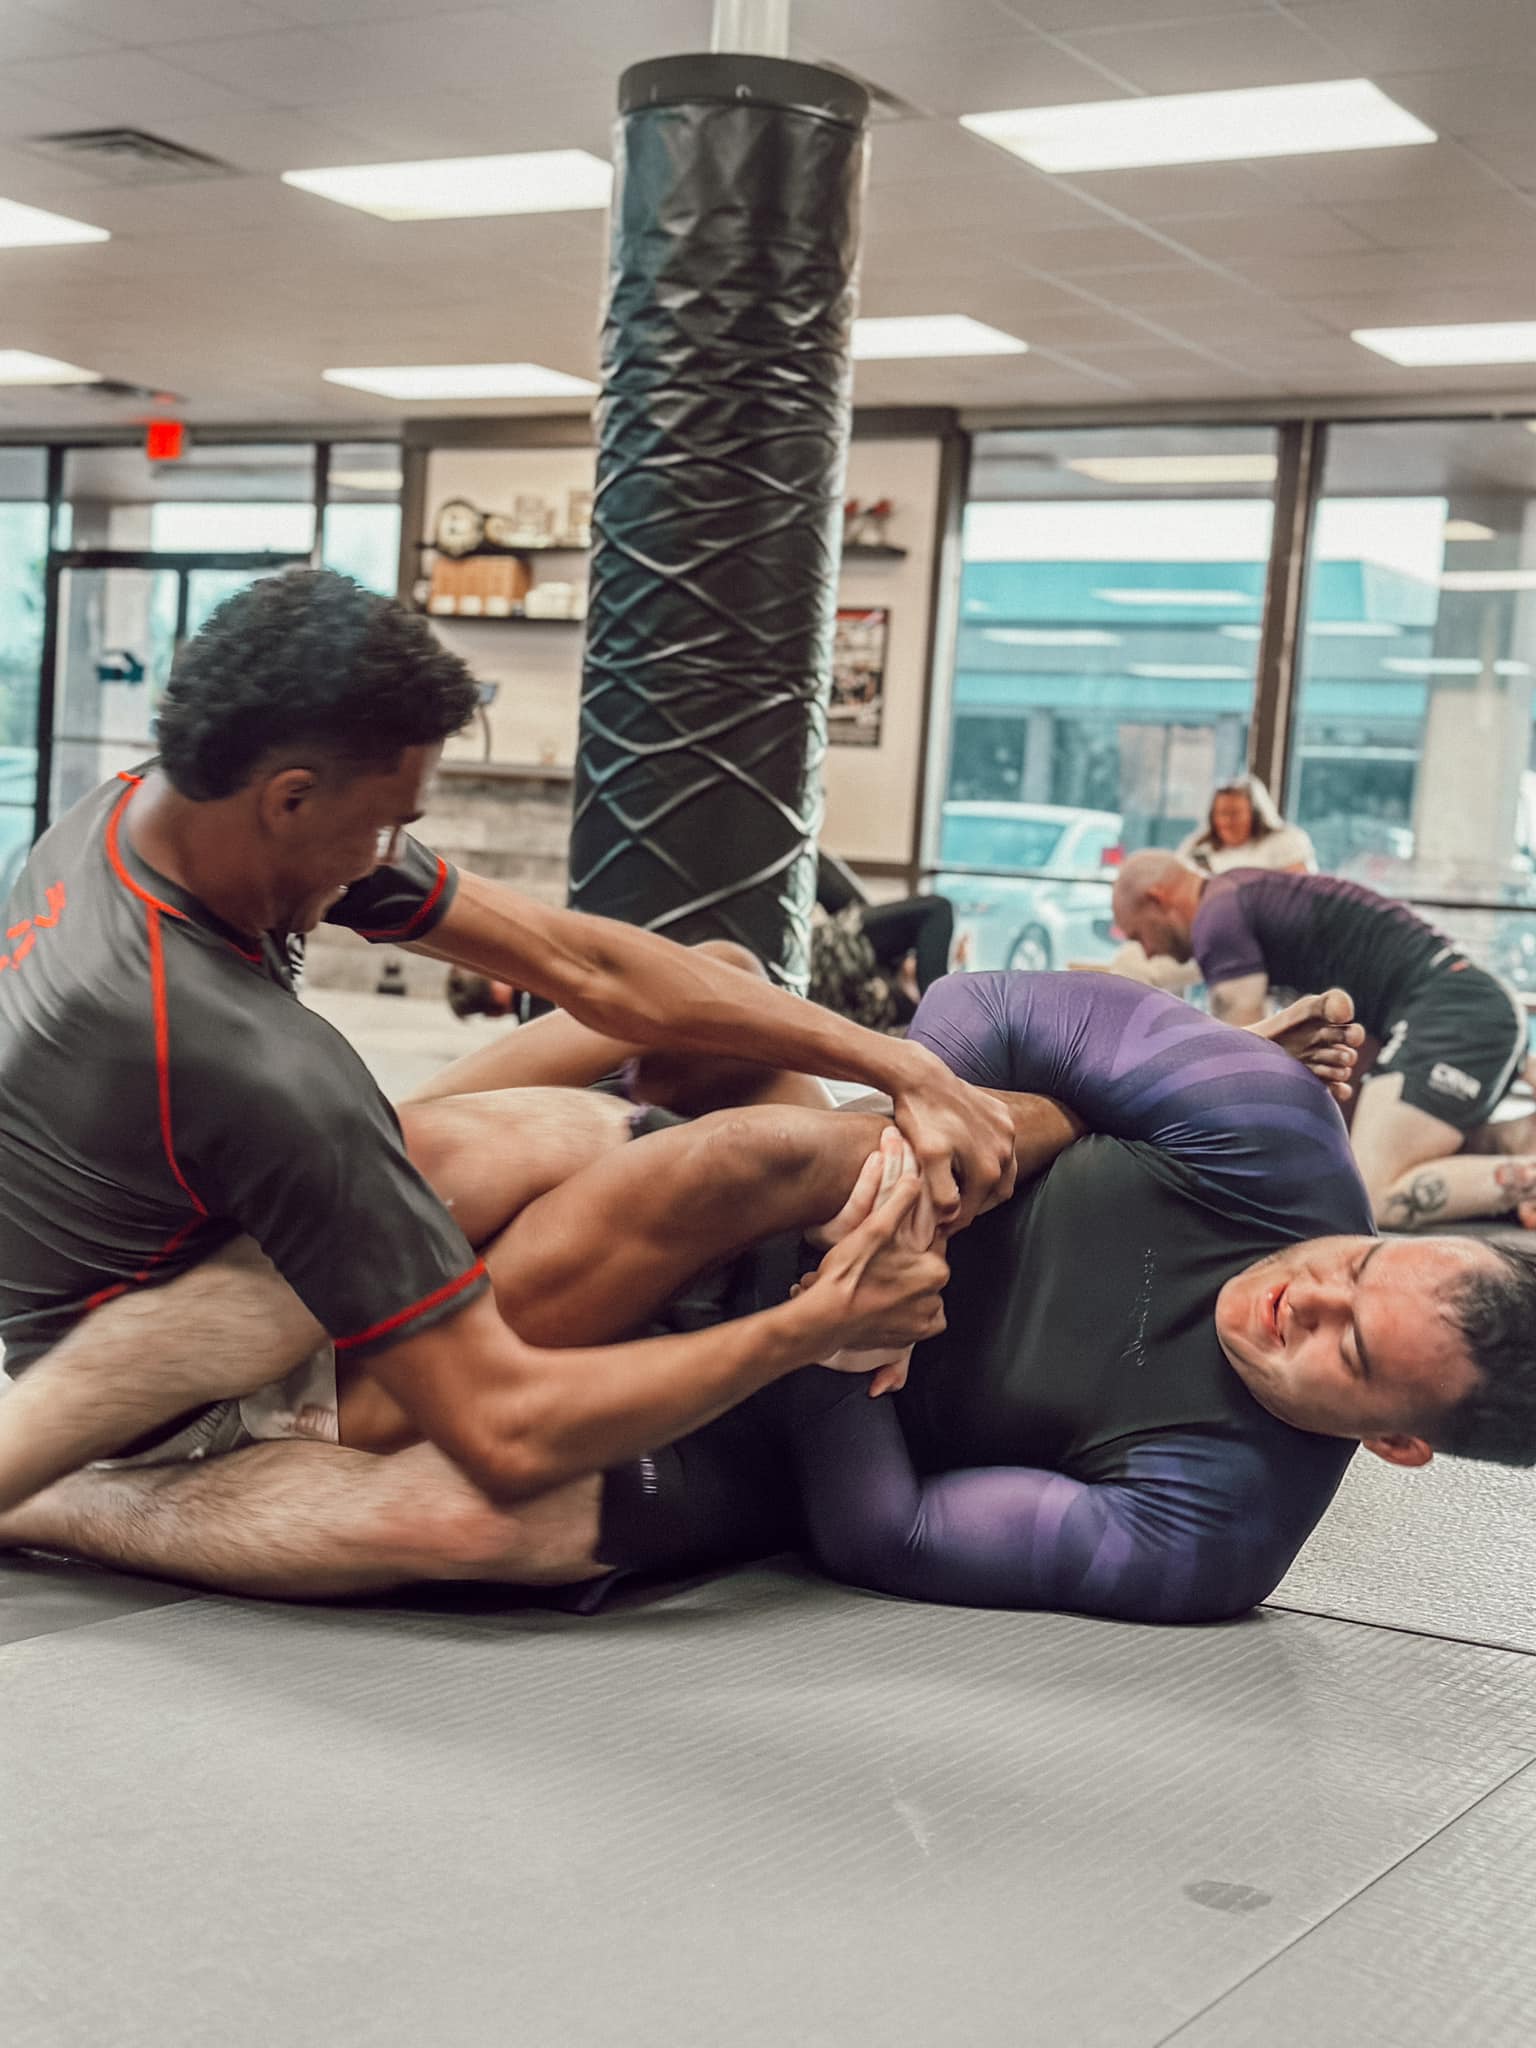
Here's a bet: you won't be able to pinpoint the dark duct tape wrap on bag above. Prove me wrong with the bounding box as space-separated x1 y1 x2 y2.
568 54 870 992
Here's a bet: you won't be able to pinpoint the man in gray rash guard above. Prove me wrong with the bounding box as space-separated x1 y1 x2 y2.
0 569 1012 1522
7 973 1535 1621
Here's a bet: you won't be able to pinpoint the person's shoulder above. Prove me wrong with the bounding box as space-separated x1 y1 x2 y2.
1262 824 1317 868
176 985 379 1130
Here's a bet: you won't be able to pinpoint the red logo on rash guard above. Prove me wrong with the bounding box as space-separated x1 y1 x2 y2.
0 883 65 972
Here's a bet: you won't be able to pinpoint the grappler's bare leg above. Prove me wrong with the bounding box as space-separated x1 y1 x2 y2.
1 1442 605 1600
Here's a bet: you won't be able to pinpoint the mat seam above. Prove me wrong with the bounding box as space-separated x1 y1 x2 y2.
1264 1595 1536 1660
1151 1750 1536 2046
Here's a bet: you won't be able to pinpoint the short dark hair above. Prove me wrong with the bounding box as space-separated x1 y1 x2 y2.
1432 1236 1536 1465
156 569 479 799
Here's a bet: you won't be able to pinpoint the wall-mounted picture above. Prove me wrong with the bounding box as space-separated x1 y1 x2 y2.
829 606 888 748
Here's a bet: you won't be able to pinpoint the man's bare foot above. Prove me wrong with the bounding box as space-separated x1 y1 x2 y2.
1247 988 1365 1102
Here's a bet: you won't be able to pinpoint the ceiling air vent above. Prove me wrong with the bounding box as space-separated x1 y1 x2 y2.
25 128 233 185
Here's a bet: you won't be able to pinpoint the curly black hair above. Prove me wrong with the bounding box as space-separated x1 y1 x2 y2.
1432 1235 1536 1466
155 569 480 799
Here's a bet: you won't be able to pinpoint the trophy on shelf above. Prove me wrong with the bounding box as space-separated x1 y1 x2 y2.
844 497 896 549
424 493 582 617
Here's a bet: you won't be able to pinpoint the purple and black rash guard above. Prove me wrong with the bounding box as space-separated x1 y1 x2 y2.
1190 868 1451 1040
779 971 1374 1623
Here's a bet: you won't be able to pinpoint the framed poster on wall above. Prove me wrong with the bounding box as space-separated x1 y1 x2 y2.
829 605 888 747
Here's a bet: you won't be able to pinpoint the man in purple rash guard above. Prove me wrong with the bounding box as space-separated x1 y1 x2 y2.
6 972 1536 1619
1113 854 1534 1234
596 970 1536 1623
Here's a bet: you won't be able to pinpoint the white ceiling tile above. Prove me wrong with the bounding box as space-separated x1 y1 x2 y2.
327 88 599 160
0 5 119 61
1291 1 1536 73
1056 13 1350 93
27 0 288 40
155 106 371 171
504 0 719 69
1333 191 1536 250
1463 131 1536 190
0 77 110 136
1013 0 1277 24
320 10 608 96
240 0 443 20
156 28 368 107
865 117 1037 188
1162 208 1375 261
1057 262 1264 309
1057 161 1286 220
824 35 1133 118
1249 138 1506 202
1138 298 1334 344
1015 221 1204 272
1374 66 1536 138
1231 244 1517 297
865 172 1106 236
790 0 1020 46
4 48 267 121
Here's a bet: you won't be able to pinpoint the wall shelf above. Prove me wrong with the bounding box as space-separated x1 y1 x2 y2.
415 608 585 626
416 539 590 556
842 542 907 559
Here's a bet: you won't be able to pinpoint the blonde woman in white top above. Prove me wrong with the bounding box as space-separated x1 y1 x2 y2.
1081 777 1315 987
1177 775 1317 876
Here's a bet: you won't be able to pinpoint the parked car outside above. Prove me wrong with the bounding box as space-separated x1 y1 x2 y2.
0 748 36 908
934 801 1123 974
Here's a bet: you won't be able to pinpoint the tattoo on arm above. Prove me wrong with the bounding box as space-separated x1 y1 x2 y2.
1383 1171 1449 1228
1494 1159 1536 1205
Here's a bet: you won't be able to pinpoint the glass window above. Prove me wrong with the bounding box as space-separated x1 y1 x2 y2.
936 425 1277 973
0 458 48 894
63 443 315 552
150 502 315 553
1287 419 1536 986
322 444 402 596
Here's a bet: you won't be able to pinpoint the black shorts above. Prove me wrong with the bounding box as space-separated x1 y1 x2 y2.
1373 957 1526 1131
594 1232 806 1582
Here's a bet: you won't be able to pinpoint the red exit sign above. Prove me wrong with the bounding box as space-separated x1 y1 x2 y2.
145 419 184 462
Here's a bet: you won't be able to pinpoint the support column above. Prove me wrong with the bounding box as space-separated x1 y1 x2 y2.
567 53 870 991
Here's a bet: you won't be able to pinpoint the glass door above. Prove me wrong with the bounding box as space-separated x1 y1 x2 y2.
43 550 306 827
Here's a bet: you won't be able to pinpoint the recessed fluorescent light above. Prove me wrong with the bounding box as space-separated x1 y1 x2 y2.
1130 663 1250 680
1353 322 1536 367
0 350 101 385
1444 520 1496 542
329 468 404 492
1439 569 1536 591
961 79 1433 175
982 628 1121 646
1383 656 1532 676
852 316 1027 360
1095 587 1254 606
0 199 109 249
283 150 612 221
323 363 599 401
1066 454 1278 486
1218 625 1263 640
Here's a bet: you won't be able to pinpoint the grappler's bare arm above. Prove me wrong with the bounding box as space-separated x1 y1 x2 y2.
408 872 1017 1230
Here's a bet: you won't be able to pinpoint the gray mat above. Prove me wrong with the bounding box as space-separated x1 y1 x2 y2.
6 1571 1536 2047
0 1554 197 1647
1171 1760 1536 2046
1271 1453 1536 1653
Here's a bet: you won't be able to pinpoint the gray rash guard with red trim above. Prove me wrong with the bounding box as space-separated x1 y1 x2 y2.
0 771 488 1376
